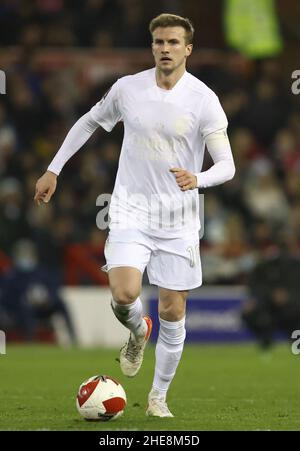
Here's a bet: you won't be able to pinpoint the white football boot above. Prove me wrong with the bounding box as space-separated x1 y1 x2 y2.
146 393 174 418
119 315 152 377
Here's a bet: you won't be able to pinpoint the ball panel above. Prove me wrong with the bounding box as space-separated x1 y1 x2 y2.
103 396 126 414
76 398 105 419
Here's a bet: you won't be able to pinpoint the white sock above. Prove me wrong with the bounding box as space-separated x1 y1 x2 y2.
151 316 186 401
111 297 147 340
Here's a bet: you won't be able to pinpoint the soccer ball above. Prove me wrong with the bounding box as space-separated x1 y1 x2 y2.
76 375 126 421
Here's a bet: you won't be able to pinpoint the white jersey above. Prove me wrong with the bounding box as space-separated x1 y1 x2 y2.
89 67 227 238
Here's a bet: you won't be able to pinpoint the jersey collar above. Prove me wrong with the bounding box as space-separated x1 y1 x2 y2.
152 67 188 93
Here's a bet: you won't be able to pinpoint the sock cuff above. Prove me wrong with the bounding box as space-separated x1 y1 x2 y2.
159 316 186 329
150 386 168 397
111 296 141 310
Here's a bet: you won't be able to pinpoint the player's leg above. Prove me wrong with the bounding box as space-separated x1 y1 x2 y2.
108 266 147 339
146 288 188 418
146 234 201 417
103 230 153 376
108 266 152 377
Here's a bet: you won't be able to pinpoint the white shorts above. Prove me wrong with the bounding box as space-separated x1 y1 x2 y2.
101 228 202 291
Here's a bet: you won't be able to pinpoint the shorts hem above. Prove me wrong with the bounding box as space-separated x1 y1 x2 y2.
148 277 202 291
101 263 144 275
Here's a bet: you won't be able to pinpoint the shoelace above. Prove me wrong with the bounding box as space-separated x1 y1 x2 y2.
125 336 144 363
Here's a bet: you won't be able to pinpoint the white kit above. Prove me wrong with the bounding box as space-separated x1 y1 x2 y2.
48 67 234 289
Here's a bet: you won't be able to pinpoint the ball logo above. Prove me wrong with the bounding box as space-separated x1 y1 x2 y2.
77 380 99 406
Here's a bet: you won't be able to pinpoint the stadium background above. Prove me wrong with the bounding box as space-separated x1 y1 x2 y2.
1 0 299 343
0 0 300 431
0 0 300 339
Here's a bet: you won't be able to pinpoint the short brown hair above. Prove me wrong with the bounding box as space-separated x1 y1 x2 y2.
149 13 194 45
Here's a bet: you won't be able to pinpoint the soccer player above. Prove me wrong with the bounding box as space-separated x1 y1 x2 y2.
34 14 235 417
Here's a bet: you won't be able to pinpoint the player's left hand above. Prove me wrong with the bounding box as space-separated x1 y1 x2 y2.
169 167 198 191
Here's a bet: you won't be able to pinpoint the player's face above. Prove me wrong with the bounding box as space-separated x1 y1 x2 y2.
152 27 193 75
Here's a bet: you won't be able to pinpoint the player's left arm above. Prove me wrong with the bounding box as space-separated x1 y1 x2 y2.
170 128 235 191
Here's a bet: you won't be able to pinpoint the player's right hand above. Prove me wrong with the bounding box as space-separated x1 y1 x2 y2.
34 171 57 206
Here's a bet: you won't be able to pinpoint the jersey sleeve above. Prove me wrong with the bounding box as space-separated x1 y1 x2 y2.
89 80 122 131
199 93 228 138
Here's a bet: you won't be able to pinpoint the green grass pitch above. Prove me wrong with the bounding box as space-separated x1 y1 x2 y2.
0 343 299 431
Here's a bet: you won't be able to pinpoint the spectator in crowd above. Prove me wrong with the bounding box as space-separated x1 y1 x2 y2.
0 239 76 343
0 178 30 254
242 230 300 350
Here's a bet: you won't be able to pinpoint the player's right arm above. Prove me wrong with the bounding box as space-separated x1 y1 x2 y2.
34 80 122 206
34 112 99 205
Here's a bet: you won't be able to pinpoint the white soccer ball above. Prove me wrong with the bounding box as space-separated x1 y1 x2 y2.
76 375 127 421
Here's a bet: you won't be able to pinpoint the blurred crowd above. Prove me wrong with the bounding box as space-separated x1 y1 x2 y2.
200 60 300 284
1 52 300 287
0 0 224 49
0 0 151 48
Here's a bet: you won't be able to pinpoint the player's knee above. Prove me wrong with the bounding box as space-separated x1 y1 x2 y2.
159 290 188 322
159 304 186 322
111 286 141 305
